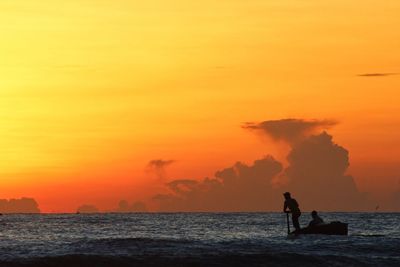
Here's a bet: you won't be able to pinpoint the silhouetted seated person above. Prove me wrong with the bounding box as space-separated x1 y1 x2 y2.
283 192 301 231
308 210 324 227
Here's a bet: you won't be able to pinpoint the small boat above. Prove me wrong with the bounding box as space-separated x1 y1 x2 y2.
290 221 348 236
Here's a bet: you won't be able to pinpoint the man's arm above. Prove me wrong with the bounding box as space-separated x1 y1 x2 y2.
283 201 288 212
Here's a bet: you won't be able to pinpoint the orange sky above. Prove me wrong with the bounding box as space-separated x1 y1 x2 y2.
1 0 400 212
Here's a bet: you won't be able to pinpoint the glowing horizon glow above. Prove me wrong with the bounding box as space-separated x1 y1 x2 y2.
1 0 400 212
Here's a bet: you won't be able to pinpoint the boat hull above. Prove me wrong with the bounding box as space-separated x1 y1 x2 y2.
291 222 348 236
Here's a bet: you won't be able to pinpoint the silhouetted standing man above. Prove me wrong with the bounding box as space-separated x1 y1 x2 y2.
283 192 301 231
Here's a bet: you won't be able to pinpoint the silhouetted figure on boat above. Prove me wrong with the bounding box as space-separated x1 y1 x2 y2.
308 210 324 227
291 209 348 236
283 192 301 231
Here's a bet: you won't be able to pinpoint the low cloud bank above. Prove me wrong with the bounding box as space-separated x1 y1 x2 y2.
153 156 283 211
0 198 40 213
115 200 147 212
76 200 148 213
77 204 99 214
153 119 373 212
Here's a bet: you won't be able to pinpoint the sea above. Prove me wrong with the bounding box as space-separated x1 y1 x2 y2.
0 212 399 267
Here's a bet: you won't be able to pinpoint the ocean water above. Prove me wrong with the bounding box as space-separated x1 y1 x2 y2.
0 212 399 266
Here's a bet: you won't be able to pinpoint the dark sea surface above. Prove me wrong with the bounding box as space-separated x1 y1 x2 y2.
0 212 399 267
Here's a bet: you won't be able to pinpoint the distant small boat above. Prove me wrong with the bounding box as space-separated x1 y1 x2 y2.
290 222 348 236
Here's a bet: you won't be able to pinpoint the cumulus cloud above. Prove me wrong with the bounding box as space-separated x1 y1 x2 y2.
77 204 99 214
357 73 399 77
153 118 372 212
0 198 40 213
281 132 370 210
242 119 336 144
146 159 175 180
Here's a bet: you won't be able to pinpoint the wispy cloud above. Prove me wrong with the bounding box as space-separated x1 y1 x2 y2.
242 119 337 145
357 73 399 77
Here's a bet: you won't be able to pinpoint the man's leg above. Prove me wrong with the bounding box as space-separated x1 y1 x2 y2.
292 213 301 230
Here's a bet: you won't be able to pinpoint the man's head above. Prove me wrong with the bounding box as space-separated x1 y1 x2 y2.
311 210 318 218
283 192 291 200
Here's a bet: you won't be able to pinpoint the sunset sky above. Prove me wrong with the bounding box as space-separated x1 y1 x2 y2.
1 0 400 212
